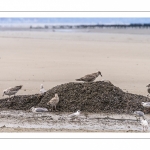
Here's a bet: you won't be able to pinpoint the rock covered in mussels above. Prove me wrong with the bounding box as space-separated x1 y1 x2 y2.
38 81 150 113
0 94 45 110
0 81 150 113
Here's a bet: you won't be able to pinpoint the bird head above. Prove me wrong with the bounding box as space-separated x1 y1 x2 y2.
55 93 58 98
133 111 137 115
98 71 102 77
40 84 43 89
2 90 7 96
77 110 81 113
30 107 35 112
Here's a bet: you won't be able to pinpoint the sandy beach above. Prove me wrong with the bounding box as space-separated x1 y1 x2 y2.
0 28 150 98
0 28 150 132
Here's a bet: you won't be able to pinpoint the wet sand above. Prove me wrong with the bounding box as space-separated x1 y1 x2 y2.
0 110 148 132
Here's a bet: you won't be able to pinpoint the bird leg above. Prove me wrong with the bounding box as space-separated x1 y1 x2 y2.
55 105 58 112
138 117 140 122
77 117 81 122
32 113 39 124
51 106 53 112
33 113 36 121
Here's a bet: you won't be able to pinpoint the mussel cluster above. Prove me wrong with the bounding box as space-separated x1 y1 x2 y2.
0 81 150 113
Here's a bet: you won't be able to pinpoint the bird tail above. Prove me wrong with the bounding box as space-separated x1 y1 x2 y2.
19 85 23 89
76 78 82 81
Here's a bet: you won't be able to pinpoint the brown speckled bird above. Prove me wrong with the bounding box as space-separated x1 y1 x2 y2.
76 71 102 82
47 94 59 111
3 85 23 98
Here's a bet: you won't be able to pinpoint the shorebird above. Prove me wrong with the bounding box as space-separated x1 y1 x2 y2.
31 107 48 113
47 94 59 111
140 119 149 132
40 84 46 94
30 107 49 123
68 110 81 120
141 102 150 108
133 111 145 121
3 85 23 98
146 84 150 97
76 71 102 82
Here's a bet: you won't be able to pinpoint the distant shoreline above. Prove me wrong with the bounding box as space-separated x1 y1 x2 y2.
1 27 150 35
1 23 150 29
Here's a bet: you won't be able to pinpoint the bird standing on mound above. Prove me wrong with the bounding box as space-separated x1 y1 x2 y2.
146 84 150 97
3 85 23 99
40 84 46 94
76 71 102 82
47 94 59 111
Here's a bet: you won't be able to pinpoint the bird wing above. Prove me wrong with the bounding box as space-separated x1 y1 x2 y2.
82 74 95 80
40 89 46 93
50 97 56 102
9 85 22 91
145 102 150 105
90 72 98 77
35 107 48 112
50 97 59 104
69 113 76 118
68 111 79 118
